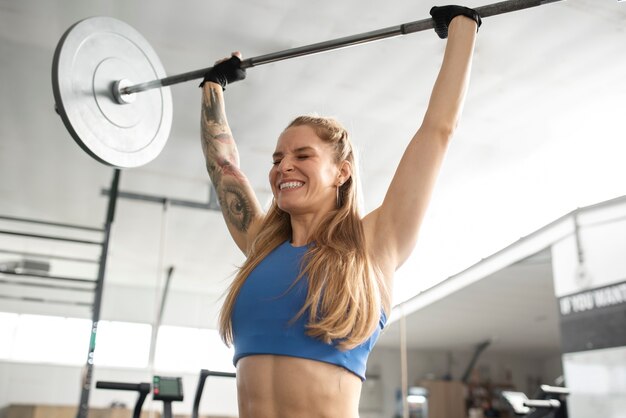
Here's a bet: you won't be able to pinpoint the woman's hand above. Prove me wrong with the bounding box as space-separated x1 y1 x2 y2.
200 51 246 89
430 5 481 39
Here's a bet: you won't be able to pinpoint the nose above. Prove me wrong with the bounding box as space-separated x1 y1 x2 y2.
277 157 294 172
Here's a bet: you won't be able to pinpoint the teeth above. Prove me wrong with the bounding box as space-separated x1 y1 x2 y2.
280 181 303 190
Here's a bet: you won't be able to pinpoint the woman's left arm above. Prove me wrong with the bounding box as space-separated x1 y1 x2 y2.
365 14 478 274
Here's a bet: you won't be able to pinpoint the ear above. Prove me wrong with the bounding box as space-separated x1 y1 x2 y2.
337 160 352 185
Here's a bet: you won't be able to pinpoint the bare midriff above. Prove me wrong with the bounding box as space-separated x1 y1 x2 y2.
236 355 362 418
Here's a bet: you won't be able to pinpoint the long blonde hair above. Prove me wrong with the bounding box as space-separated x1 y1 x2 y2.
218 116 388 350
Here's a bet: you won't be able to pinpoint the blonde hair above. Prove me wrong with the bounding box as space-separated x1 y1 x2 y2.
218 116 388 350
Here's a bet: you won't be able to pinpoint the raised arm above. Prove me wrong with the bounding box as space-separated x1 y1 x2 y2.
200 57 264 254
364 8 480 275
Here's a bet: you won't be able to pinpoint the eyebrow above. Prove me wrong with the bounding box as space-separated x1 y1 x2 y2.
272 146 317 159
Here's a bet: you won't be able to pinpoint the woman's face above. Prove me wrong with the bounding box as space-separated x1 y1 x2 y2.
270 125 344 215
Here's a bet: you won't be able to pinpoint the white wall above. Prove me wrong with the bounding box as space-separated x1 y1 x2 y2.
562 347 626 418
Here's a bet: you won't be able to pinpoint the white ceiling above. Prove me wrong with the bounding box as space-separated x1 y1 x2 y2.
1 0 625 353
378 248 562 356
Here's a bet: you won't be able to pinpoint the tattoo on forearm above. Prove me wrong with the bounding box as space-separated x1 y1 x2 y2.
205 159 221 185
203 88 226 126
201 89 237 180
201 87 253 233
219 185 252 232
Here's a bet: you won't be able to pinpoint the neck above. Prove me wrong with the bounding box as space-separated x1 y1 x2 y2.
289 211 329 247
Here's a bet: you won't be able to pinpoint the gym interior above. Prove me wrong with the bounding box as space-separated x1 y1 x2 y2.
1 1 625 417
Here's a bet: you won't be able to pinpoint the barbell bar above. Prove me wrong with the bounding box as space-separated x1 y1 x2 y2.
120 0 564 97
52 0 564 169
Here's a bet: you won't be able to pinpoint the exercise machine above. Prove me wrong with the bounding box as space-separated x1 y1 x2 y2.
96 369 235 418
500 384 569 418
95 380 151 418
191 369 236 418
153 375 184 418
96 375 183 418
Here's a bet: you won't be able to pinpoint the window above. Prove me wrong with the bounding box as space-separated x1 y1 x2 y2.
155 325 235 373
0 312 18 359
11 314 90 365
94 320 151 368
0 312 231 372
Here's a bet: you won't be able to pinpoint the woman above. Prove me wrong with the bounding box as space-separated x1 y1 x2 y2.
199 6 480 417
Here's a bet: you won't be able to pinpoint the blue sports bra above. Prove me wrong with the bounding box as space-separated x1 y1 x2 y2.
232 240 386 381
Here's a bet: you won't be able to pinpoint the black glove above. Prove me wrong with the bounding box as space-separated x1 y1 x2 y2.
199 55 246 89
430 5 482 39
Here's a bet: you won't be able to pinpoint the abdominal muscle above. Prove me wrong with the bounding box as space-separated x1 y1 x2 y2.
236 355 362 418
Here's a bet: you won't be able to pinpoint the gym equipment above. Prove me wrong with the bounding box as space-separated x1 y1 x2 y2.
501 384 569 418
153 376 184 418
192 369 236 418
76 169 122 418
95 370 235 418
95 380 151 418
52 18 171 168
96 376 183 418
52 0 565 168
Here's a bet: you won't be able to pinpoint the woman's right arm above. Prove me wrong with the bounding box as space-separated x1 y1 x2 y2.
201 82 264 254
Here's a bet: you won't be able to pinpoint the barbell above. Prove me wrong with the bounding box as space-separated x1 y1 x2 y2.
52 0 563 168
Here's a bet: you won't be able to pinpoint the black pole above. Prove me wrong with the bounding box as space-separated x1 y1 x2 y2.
148 264 174 369
0 248 99 264
0 277 95 292
101 188 219 211
156 266 175 330
0 269 97 284
163 401 173 418
120 0 564 95
76 169 121 418
0 229 102 245
0 294 93 307
461 340 491 383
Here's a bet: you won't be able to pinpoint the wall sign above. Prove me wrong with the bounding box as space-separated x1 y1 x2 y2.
558 279 626 353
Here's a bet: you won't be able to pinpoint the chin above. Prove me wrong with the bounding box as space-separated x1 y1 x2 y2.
277 199 306 216
277 202 296 214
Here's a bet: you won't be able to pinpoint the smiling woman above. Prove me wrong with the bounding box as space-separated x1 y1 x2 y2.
199 6 480 418
270 119 354 218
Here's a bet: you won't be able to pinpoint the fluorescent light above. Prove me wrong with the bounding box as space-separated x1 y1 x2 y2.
407 395 427 404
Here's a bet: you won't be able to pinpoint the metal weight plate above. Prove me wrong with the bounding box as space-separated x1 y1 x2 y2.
52 17 172 168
